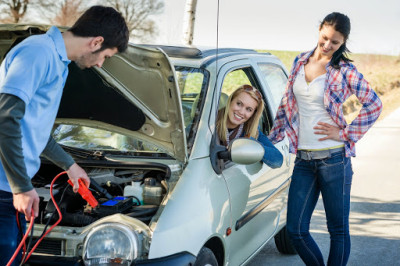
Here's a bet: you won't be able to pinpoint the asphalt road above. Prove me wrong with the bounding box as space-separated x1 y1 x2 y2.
248 107 400 266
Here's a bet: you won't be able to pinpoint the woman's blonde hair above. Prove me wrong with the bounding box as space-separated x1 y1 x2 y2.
216 84 264 145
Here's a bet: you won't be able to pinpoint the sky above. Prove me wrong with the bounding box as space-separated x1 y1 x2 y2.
150 0 400 55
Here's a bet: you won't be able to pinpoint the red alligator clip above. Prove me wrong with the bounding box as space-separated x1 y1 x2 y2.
68 179 98 208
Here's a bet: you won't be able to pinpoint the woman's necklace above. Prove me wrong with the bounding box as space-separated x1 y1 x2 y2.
226 123 244 146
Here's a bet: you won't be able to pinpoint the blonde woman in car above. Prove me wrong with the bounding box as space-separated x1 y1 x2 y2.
216 84 283 168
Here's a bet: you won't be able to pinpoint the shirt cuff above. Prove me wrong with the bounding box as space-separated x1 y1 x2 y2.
339 127 348 141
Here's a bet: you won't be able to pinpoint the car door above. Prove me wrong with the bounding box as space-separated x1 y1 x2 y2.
214 60 291 264
256 60 294 177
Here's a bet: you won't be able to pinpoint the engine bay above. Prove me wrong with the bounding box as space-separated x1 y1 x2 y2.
32 160 169 227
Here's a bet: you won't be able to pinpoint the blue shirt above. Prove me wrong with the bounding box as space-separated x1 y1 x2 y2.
250 129 283 169
0 26 70 192
230 128 283 169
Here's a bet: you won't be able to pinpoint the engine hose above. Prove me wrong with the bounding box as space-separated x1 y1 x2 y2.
90 178 112 199
127 195 141 206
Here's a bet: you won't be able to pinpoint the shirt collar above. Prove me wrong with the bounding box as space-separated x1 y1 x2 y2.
46 26 70 64
298 49 315 64
299 47 348 70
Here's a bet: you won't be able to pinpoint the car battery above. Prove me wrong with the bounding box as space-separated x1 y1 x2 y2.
95 196 134 217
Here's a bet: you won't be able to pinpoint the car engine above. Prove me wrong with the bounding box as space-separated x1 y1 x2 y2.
32 160 168 227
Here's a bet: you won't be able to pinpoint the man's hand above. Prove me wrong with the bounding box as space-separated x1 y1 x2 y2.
13 189 39 221
314 122 341 141
67 163 90 193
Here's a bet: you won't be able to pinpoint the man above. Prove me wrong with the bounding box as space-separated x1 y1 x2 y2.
0 6 129 265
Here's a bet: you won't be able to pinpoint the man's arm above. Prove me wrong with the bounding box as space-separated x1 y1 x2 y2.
42 136 75 171
0 93 31 192
42 137 90 192
0 93 39 220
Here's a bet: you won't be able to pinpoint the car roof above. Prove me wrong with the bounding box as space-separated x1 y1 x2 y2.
137 44 272 68
138 44 257 58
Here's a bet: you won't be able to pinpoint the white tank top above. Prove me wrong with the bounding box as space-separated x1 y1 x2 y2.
293 65 344 150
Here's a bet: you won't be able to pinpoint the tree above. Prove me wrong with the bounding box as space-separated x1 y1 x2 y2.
33 0 87 26
52 0 83 26
0 0 29 23
102 0 164 42
182 0 197 45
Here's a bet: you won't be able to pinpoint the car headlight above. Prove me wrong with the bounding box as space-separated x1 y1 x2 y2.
83 223 140 265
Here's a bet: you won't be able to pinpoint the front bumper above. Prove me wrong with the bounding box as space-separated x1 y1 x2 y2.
26 252 196 266
135 252 196 265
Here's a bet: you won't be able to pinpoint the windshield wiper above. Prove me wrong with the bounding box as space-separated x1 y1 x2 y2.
60 145 105 160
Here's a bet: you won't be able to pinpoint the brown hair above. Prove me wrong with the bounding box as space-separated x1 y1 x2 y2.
319 12 352 68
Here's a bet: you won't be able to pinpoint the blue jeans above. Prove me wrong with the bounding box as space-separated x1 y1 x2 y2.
287 150 353 266
0 190 26 266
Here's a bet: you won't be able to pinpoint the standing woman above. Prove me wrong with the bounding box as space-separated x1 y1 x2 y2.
268 12 382 266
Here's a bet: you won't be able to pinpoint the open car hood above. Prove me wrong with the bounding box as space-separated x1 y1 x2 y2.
0 24 187 163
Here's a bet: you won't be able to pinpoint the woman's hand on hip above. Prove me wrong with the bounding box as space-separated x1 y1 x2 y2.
314 122 341 141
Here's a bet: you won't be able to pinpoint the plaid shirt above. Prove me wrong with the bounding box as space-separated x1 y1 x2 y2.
268 50 382 157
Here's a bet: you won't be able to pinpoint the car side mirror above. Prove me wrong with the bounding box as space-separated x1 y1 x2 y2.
219 138 264 164
210 135 264 174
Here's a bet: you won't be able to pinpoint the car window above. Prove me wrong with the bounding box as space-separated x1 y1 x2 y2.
175 66 209 151
218 66 273 167
258 63 287 109
221 69 252 97
175 67 205 128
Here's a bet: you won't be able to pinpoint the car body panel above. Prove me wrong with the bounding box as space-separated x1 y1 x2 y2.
147 157 230 259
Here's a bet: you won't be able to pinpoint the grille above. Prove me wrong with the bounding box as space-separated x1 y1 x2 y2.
32 238 63 255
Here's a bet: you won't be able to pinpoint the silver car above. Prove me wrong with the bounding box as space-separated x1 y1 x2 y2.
0 25 295 266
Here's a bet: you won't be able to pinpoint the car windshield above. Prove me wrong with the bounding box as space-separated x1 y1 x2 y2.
52 124 166 153
52 66 208 153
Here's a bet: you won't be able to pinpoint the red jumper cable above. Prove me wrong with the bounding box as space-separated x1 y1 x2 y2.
6 214 34 266
6 171 67 266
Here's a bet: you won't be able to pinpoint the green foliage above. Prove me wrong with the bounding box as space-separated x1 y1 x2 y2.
179 72 204 94
258 50 300 71
221 70 251 95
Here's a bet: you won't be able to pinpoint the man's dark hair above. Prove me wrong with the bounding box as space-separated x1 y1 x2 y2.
69 5 129 53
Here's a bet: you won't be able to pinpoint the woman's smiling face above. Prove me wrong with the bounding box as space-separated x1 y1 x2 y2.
226 91 258 129
317 24 345 57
